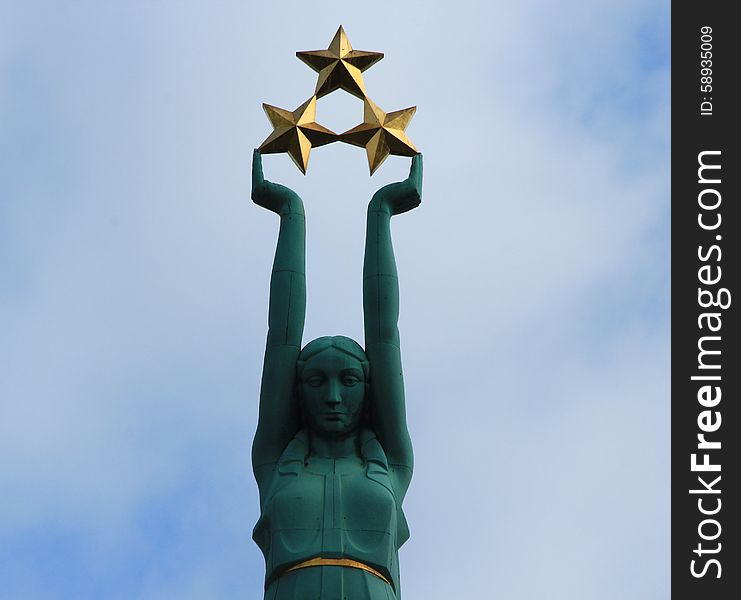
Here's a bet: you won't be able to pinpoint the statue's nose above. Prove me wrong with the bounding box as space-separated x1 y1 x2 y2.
325 382 342 406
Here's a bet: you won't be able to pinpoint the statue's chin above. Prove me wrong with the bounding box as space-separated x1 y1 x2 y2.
315 425 350 437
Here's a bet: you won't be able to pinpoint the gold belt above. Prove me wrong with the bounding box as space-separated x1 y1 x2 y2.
282 557 391 586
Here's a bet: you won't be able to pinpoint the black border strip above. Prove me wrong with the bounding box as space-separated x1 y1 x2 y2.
672 3 738 598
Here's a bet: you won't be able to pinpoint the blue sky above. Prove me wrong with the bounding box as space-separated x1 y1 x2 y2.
1 1 669 598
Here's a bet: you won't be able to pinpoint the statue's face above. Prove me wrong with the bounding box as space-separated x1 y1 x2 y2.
299 347 366 437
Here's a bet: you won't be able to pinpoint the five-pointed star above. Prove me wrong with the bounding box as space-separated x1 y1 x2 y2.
258 96 336 174
296 25 383 100
340 97 417 175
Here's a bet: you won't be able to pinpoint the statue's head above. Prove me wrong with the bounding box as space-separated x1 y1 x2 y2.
296 336 369 437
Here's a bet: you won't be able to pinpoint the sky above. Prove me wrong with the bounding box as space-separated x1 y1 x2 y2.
1 1 669 598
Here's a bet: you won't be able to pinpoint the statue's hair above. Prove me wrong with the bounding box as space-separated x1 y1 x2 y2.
296 336 370 381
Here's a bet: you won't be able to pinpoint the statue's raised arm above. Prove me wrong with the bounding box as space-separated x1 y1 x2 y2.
250 149 306 498
363 153 422 499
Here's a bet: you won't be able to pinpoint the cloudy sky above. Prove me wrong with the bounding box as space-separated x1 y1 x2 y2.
1 1 669 598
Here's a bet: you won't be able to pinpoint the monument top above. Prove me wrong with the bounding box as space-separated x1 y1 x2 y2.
258 25 418 175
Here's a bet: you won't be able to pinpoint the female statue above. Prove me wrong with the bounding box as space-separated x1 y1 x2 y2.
251 149 422 600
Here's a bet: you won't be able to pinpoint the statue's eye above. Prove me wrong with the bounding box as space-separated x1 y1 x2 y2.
306 376 323 387
342 376 360 387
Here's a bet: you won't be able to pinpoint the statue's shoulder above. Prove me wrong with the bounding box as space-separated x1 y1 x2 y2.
274 429 309 474
359 427 388 466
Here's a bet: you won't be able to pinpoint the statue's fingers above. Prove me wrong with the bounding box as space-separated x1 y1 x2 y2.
408 153 423 196
252 149 265 189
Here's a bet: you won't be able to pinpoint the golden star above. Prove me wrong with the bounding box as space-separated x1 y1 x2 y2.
296 26 383 100
258 96 337 174
340 97 418 175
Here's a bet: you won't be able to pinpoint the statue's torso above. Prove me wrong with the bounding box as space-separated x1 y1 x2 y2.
271 456 397 560
254 431 407 599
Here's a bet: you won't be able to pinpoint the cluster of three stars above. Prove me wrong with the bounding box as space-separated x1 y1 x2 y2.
258 26 418 175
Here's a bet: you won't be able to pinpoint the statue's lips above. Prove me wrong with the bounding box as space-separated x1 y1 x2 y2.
319 413 345 420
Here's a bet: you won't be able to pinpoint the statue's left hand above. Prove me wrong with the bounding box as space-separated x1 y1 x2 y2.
252 149 302 215
370 154 423 216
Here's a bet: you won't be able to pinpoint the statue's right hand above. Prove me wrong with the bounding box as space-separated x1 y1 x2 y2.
251 150 302 215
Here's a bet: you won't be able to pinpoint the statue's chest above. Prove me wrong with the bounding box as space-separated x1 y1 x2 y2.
270 457 396 554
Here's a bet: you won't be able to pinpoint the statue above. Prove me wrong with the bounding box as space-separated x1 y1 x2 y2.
250 148 422 599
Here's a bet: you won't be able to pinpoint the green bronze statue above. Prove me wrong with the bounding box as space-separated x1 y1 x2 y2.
251 149 422 599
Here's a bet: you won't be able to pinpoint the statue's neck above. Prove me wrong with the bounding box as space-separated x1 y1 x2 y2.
309 431 360 459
